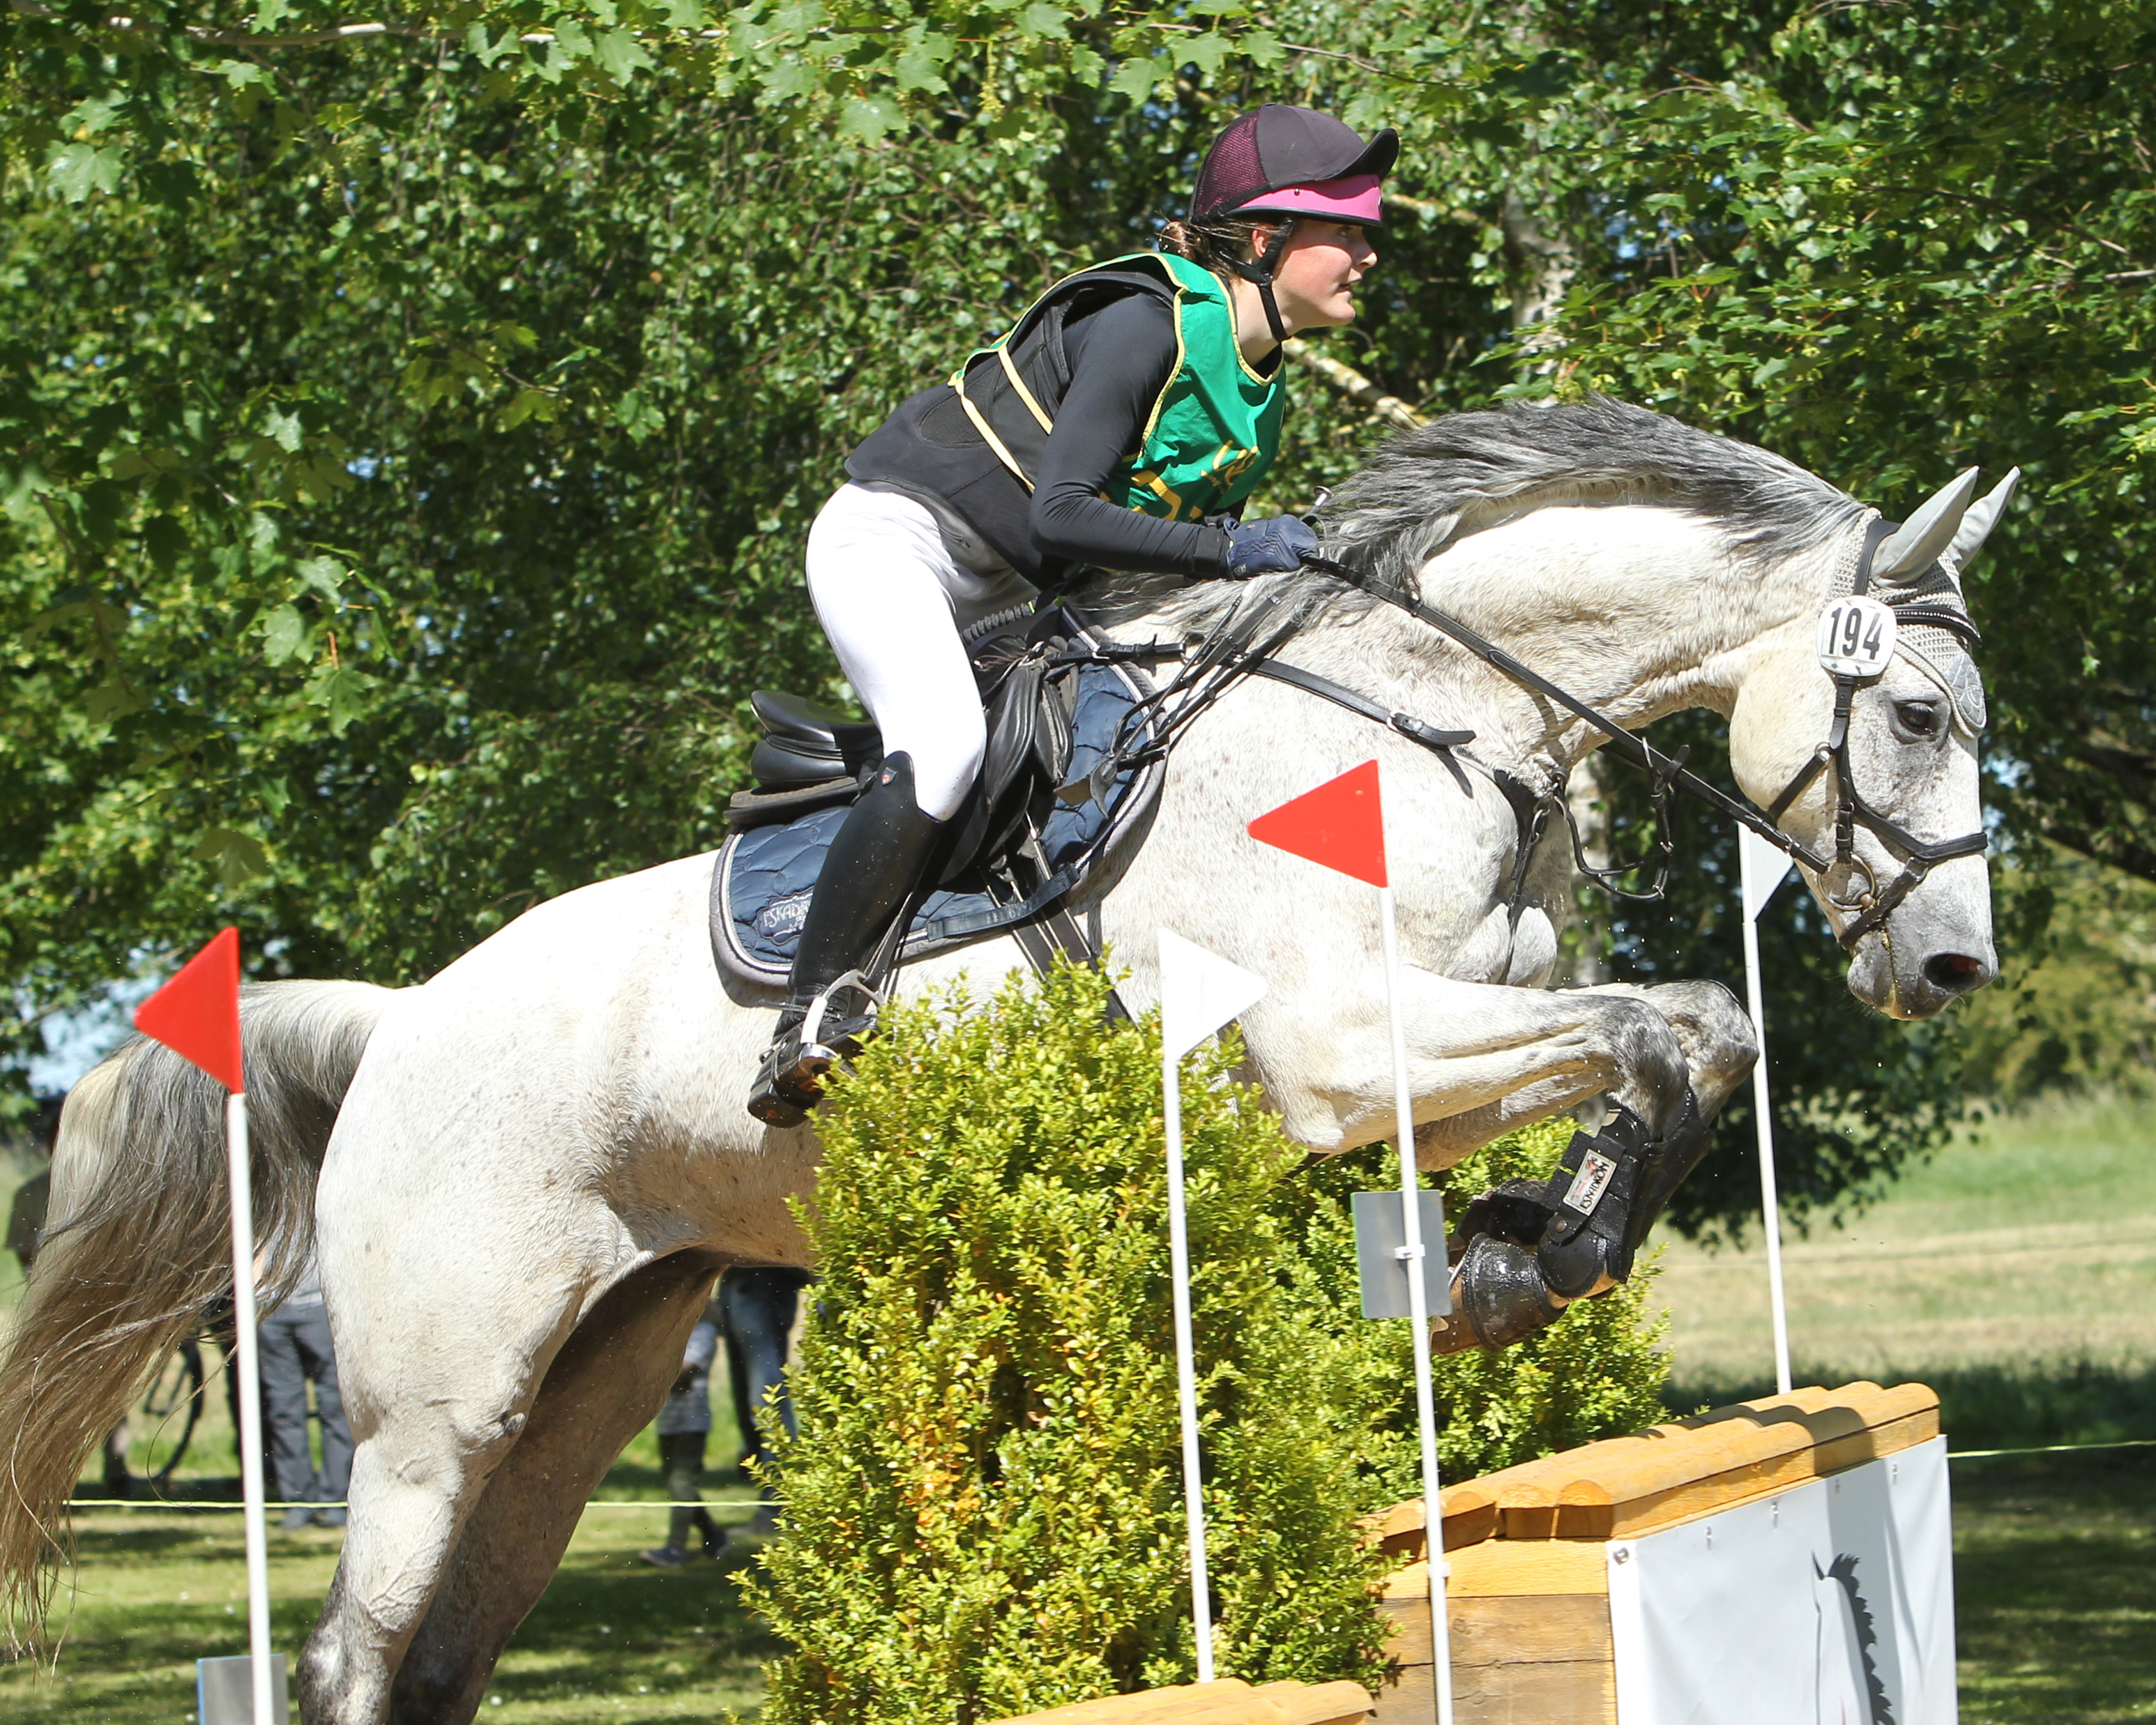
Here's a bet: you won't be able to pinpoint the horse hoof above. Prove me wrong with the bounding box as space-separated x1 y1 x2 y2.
1440 1236 1567 1352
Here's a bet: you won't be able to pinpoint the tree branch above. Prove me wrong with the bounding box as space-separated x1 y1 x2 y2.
1278 339 1425 432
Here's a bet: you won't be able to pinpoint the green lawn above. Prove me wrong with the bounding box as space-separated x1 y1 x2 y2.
1952 1450 2156 1725
0 1506 782 1722
1650 1093 2156 1449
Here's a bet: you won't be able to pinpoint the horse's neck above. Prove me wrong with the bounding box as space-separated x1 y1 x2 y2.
1306 505 1843 775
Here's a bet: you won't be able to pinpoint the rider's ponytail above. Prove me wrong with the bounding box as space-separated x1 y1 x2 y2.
1158 215 1283 284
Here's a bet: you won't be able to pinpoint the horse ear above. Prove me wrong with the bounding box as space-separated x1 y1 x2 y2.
1938 467 2021 583
1872 468 1980 584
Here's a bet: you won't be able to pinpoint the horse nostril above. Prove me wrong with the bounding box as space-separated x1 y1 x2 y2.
1923 952 1989 994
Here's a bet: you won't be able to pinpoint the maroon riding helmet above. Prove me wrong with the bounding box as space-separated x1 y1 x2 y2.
1188 105 1399 340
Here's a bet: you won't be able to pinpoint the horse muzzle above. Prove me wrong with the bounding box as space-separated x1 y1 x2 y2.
1843 889 1997 1019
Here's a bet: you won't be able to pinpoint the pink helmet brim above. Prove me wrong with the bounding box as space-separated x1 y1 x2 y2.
1230 172 1383 227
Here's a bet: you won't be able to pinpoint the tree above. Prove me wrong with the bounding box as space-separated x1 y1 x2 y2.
6 3 2146 1231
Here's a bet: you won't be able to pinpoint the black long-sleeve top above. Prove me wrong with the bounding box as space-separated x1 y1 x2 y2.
846 289 1277 588
1026 294 1232 578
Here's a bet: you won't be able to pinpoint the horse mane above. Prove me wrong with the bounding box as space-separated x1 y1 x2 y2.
1081 396 1867 632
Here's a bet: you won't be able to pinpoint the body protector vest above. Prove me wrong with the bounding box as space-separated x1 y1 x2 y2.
844 251 1289 588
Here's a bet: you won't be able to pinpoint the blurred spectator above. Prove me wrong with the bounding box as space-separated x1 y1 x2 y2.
3 1093 65 1272
259 1241 354 1530
641 1292 724 1567
722 1266 811 1537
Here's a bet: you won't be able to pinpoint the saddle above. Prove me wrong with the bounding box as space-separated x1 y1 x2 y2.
709 607 1164 990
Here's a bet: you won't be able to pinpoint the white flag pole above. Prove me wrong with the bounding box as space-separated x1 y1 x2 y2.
1160 1044 1215 1682
1738 830 1796 1397
1377 885 1455 1725
225 1091 275 1722
1155 931 1268 1684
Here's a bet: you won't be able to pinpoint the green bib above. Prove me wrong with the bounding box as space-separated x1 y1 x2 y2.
1109 251 1289 524
952 250 1289 526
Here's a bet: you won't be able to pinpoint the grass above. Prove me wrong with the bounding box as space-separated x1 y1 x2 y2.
2 1098 2151 1721
0 1508 783 1722
1951 1450 2156 1725
1649 1093 2156 1448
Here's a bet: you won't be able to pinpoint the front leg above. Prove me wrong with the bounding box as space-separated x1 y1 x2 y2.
1429 978 1757 1355
1252 966 1699 1158
1410 977 1757 1170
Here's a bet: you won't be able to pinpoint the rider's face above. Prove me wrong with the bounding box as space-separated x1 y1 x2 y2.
1270 221 1377 333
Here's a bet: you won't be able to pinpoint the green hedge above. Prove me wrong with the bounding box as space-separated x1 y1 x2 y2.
748 962 1670 1725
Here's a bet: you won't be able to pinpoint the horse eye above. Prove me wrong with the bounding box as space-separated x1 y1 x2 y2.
1894 701 1944 738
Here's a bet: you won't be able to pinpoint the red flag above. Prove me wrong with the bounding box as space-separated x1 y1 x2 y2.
134 927 244 1092
1248 759 1388 888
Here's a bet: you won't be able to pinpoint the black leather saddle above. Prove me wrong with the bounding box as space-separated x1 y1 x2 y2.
747 691 884 789
712 607 1164 992
725 609 1116 889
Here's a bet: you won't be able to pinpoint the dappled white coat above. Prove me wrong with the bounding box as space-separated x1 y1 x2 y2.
16 409 2005 1724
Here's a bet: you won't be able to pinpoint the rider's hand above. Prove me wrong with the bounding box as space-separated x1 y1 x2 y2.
1224 515 1319 579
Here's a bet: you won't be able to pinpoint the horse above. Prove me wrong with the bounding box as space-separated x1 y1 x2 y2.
0 400 2002 1723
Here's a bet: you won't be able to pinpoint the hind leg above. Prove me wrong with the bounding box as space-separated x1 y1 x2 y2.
296 1196 626 1725
384 1252 721 1724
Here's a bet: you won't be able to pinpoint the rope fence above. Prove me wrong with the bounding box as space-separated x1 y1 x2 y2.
1945 1436 2156 1461
64 1498 775 1512
61 1432 2156 1514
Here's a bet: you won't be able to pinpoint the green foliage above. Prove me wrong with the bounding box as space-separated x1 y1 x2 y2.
746 964 1671 1725
747 960 1391 1724
6 0 2143 1231
1289 1116 1672 1489
1955 845 2156 1102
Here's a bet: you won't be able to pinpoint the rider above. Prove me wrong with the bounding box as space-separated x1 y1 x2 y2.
748 105 1399 1126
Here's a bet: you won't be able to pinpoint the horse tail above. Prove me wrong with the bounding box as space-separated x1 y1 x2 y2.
0 978 399 1650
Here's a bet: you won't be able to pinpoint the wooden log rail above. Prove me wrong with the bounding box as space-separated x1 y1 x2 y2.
1369 1381 1942 1724
983 1384 1939 1725
990 1678 1376 1725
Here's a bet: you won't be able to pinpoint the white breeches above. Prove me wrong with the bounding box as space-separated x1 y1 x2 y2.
805 483 1038 822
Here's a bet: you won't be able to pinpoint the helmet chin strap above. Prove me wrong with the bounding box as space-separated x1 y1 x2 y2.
1222 218 1297 345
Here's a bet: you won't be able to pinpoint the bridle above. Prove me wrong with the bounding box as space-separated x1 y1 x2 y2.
1291 519 1988 952
1754 517 1988 947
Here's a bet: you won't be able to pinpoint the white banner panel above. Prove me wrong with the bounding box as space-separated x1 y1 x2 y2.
1608 1438 1956 1725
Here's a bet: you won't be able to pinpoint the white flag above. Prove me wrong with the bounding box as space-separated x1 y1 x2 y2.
1158 930 1268 1059
1740 826 1797 925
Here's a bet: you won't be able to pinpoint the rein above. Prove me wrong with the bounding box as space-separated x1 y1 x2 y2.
1058 515 1986 953
1295 533 1988 952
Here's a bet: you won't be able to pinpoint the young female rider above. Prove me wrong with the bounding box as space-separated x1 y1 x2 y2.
748 105 1398 1126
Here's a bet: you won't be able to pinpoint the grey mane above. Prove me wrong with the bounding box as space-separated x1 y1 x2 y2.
1082 397 1868 633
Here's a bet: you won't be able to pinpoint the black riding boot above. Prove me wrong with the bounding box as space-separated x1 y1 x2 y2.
747 753 943 1127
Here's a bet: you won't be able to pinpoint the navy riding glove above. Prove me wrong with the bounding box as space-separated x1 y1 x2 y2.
1224 515 1319 579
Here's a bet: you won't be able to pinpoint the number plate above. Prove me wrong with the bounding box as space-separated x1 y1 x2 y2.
1816 595 1898 678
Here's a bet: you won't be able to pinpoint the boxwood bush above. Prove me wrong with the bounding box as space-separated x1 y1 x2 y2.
748 961 1671 1725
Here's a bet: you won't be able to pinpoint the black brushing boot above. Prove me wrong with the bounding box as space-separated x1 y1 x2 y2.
1435 1102 1662 1355
747 753 943 1127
